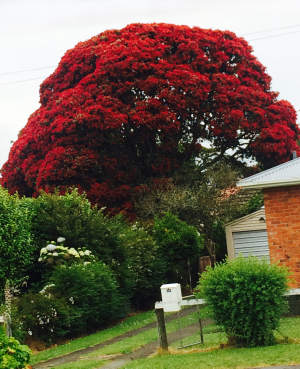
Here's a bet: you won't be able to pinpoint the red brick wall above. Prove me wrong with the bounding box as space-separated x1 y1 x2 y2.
264 185 300 287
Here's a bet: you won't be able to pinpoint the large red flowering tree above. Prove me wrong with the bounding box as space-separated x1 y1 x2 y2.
1 23 299 213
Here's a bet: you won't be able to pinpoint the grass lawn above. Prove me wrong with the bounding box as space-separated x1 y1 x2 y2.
123 343 300 369
30 310 156 365
30 311 300 369
169 316 300 351
170 325 227 350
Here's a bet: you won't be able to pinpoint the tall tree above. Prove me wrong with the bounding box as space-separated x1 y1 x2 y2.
1 23 298 213
133 162 261 265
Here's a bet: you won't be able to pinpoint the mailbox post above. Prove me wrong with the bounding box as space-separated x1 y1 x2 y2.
156 283 183 351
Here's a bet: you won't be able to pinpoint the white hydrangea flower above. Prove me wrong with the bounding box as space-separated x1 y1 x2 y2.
68 248 78 255
46 244 56 251
83 262 91 266
38 258 42 262
40 248 47 255
53 252 58 257
57 246 68 251
75 254 80 258
57 237 66 243
79 251 84 256
84 250 91 256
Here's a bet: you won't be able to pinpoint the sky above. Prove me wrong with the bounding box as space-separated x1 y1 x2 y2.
0 0 300 170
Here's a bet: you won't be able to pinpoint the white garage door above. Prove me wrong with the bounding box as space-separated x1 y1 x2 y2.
233 230 270 261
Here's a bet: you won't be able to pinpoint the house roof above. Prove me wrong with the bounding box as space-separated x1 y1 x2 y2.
225 208 266 228
237 157 300 189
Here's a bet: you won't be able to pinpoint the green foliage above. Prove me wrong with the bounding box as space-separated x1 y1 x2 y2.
154 212 202 263
197 256 290 346
32 189 126 263
246 191 264 214
0 188 35 297
134 162 245 263
29 189 130 294
0 303 25 344
212 220 228 262
16 291 73 343
122 222 167 309
0 326 31 369
31 189 94 249
17 262 125 343
153 212 203 285
49 262 125 334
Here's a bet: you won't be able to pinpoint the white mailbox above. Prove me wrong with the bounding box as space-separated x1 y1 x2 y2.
160 283 182 312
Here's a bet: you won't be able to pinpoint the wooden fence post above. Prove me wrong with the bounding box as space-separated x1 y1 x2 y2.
155 308 168 351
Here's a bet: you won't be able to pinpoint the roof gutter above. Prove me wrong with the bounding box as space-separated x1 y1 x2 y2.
237 178 300 190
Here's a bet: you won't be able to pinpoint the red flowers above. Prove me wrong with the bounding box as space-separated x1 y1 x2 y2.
1 23 298 213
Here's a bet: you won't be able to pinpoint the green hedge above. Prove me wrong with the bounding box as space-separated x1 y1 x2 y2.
0 188 35 296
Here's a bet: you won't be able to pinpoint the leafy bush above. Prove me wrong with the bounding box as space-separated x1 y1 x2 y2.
29 189 130 294
49 262 125 334
0 326 31 369
0 188 35 297
153 212 203 286
16 262 125 343
122 222 167 309
197 256 290 346
31 189 95 251
16 291 74 344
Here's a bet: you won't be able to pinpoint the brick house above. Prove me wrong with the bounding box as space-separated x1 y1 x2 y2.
228 157 300 287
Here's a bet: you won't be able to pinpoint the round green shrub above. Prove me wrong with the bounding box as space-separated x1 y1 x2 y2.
49 262 125 334
197 256 290 346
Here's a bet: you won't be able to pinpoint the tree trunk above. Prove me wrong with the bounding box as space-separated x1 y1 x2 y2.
204 238 216 268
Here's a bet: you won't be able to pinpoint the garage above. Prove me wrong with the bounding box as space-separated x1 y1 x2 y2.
225 208 270 261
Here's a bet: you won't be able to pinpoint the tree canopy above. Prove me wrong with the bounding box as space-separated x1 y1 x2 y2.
1 23 298 213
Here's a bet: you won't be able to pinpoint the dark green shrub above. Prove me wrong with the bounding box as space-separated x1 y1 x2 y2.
0 326 31 369
122 222 167 309
197 256 290 346
0 188 35 297
16 262 124 343
29 189 130 295
153 212 203 287
49 262 125 334
16 291 74 343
